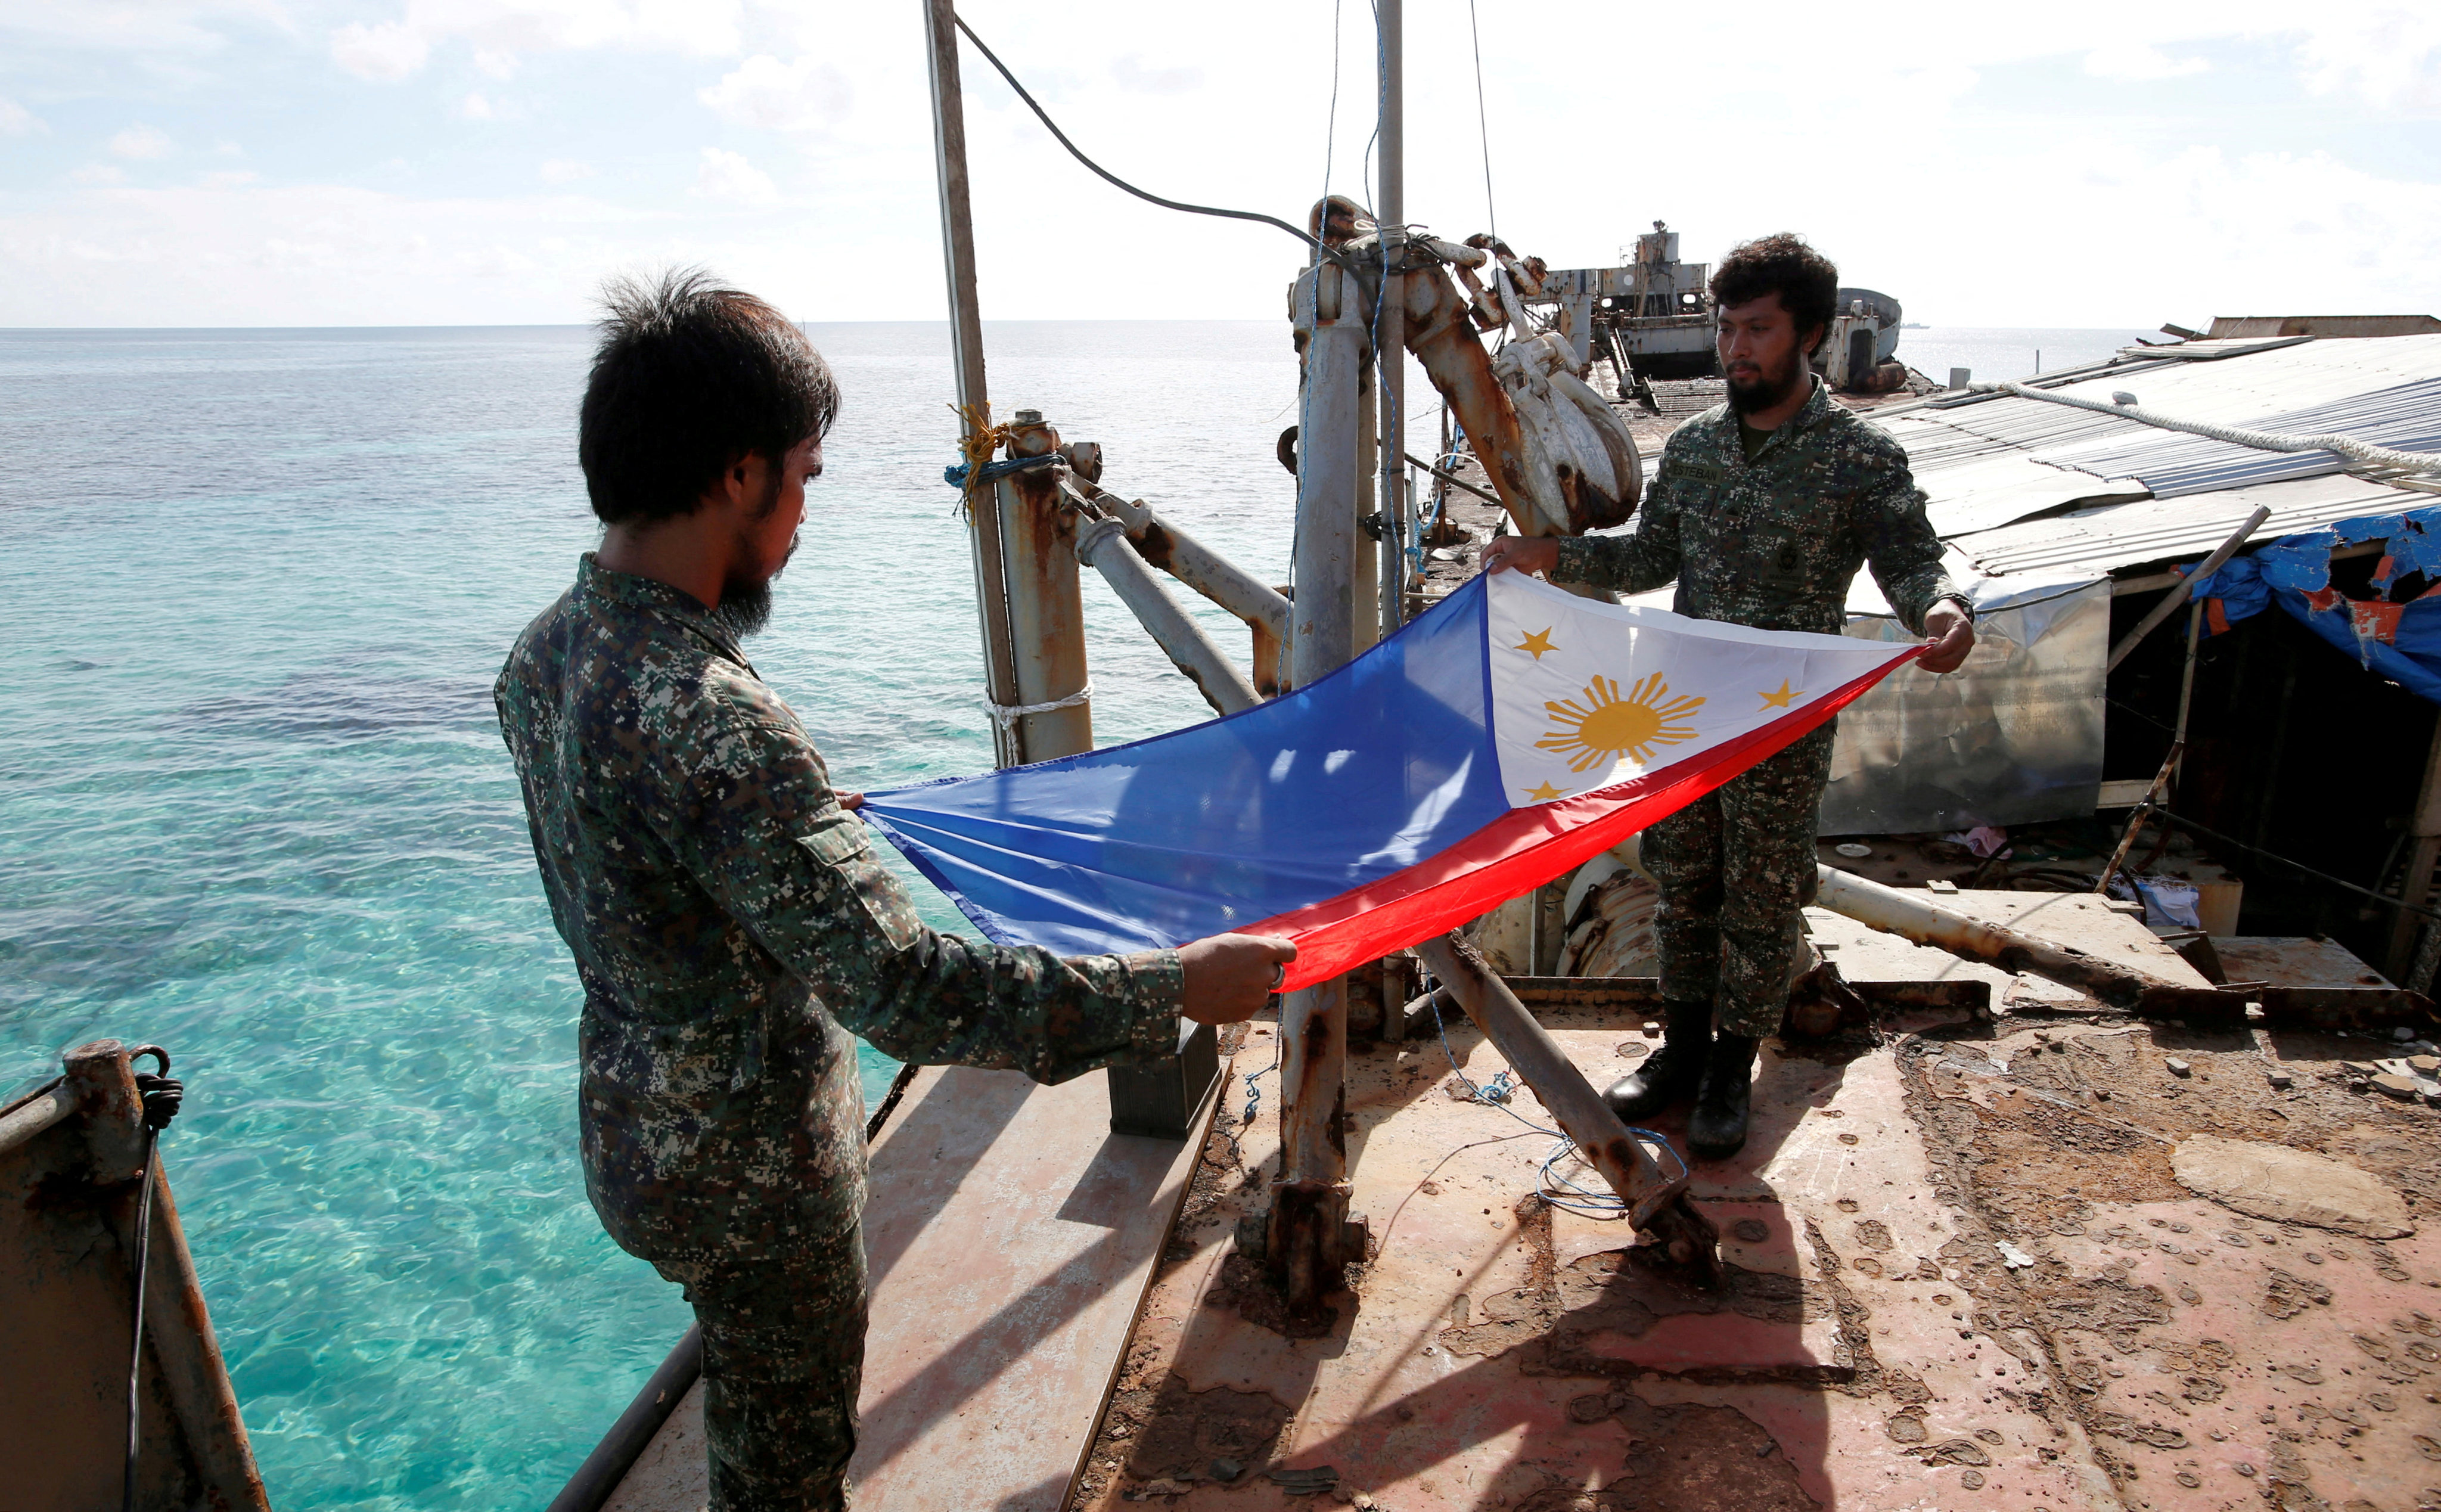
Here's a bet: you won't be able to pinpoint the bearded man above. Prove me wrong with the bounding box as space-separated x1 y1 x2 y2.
495 269 1291 1510
1481 232 1974 1159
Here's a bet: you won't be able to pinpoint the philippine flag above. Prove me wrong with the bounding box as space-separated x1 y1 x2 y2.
859 572 1919 991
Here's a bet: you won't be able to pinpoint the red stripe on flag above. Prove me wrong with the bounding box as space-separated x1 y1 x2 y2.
1256 647 1921 991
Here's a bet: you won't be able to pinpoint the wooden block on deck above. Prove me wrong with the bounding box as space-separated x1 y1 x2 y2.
603 1065 1215 1511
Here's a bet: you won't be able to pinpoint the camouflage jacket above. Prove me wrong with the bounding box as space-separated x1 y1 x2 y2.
1553 375 1965 637
495 555 1182 1263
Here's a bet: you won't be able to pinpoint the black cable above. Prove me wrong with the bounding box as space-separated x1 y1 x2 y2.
952 16 1353 273
864 1060 920 1144
123 1046 182 1512
2148 805 2441 922
1467 0 1496 236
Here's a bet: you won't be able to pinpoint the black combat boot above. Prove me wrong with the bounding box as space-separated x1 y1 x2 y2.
1603 999 1712 1122
1688 1033 1759 1160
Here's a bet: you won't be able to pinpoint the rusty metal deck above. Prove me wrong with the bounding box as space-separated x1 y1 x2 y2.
1070 899 2441 1511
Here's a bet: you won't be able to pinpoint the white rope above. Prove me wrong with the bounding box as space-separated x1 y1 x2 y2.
1971 379 2441 477
985 681 1093 731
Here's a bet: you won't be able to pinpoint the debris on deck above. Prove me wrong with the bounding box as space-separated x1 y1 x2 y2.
1071 895 2441 1511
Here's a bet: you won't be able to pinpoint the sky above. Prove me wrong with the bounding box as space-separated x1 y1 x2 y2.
1 1 2438 329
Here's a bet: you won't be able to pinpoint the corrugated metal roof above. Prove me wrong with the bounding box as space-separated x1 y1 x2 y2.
1880 333 2441 547
2112 336 2312 362
1948 472 2432 580
2034 376 2441 499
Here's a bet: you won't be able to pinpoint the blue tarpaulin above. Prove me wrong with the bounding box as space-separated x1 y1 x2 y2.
2188 503 2441 704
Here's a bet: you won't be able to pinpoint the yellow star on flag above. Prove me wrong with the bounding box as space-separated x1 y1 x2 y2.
1521 780 1568 802
1514 628 1558 661
1757 679 1801 710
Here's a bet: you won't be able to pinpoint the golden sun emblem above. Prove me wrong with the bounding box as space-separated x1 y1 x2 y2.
1535 672 1706 773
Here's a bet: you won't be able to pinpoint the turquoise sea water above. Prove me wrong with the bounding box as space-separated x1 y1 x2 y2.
0 320 2137 1505
0 320 1304 1508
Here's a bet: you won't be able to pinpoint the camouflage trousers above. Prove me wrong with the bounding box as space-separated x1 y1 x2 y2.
657 1225 869 1512
1641 725 1835 1039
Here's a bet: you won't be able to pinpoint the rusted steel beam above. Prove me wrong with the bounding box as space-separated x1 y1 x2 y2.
1074 516 1260 716
1414 936 1720 1281
1812 866 2201 1011
999 413 1093 759
0 1080 71 1153
1400 974 1990 1033
1399 262 1545 539
1080 486 1290 645
1265 974 1363 1312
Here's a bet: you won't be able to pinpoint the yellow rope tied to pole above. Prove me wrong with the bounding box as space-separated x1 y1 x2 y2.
949 402 1017 521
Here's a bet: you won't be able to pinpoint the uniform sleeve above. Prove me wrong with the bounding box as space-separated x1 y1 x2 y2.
1857 449 1964 637
1550 451 1682 595
661 715 1184 1085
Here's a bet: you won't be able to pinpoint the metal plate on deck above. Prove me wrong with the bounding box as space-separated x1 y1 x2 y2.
604 1066 1213 1511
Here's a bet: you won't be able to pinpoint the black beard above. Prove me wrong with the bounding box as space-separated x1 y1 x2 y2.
1725 348 1806 416
711 574 772 639
711 529 799 640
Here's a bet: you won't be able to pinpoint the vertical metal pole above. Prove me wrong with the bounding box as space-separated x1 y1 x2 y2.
924 0 1026 769
1375 0 1405 640
1268 257 1369 1313
1287 268 1362 686
1000 414 1094 759
1263 4 1406 1311
1353 356 1380 653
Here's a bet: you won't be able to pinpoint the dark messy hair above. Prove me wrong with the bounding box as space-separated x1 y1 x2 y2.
579 267 838 527
1709 233 1840 354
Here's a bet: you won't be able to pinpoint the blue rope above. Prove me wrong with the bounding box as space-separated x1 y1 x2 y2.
943 454 1060 489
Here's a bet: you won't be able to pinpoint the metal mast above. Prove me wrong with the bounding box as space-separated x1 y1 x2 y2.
924 0 1027 769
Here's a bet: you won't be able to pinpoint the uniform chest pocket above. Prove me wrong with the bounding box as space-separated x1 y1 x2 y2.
1746 524 1811 592
796 814 922 955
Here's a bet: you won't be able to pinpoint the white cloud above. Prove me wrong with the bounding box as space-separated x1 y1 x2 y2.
0 97 48 137
0 179 660 325
69 164 127 185
2292 10 2441 108
330 20 429 82
9 0 2441 327
327 1 743 83
2083 43 2211 81
109 125 175 160
198 169 259 188
457 91 501 121
691 147 777 206
697 54 849 134
0 2 248 55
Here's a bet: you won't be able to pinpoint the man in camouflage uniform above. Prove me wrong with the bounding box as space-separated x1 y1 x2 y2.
496 270 1291 1510
1483 234 1974 1159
